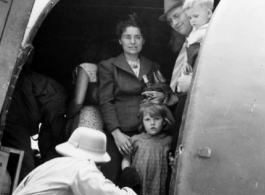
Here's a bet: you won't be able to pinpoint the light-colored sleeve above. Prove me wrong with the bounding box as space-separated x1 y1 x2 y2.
71 163 137 195
79 63 98 82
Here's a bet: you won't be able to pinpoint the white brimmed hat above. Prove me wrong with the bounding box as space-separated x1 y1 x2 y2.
56 127 110 163
159 0 184 22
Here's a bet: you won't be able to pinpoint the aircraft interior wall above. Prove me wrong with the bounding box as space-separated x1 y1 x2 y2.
29 0 220 93
30 0 177 93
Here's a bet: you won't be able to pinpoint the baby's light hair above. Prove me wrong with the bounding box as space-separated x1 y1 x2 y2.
183 0 214 11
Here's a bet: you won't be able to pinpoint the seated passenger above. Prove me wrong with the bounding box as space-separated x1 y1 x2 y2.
98 13 173 184
64 37 111 138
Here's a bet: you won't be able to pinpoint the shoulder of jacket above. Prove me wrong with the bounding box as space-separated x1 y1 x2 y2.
98 57 116 71
140 55 160 68
100 56 118 64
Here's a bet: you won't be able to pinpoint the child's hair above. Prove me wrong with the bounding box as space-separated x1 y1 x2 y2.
138 101 172 133
183 0 214 11
116 13 146 39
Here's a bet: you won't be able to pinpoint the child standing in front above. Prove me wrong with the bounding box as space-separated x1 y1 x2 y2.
121 101 173 195
181 0 214 74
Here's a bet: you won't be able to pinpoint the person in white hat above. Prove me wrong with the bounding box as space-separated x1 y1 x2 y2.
12 127 137 195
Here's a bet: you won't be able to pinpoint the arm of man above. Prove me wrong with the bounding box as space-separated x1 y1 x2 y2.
177 42 200 93
72 162 137 195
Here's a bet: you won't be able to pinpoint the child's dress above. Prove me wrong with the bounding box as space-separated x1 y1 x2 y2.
131 132 172 195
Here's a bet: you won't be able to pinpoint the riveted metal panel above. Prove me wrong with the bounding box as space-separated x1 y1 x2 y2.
0 0 60 143
173 0 265 194
0 0 35 142
0 0 12 35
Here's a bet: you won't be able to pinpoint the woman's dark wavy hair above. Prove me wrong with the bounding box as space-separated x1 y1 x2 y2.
138 101 172 133
116 13 146 39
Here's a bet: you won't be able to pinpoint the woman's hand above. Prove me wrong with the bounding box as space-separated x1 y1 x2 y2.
141 91 165 103
111 129 132 155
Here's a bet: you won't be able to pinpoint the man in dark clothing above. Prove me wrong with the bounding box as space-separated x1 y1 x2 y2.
2 69 67 183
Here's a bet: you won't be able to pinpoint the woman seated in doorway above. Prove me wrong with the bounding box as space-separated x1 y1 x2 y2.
98 13 175 184
64 37 111 138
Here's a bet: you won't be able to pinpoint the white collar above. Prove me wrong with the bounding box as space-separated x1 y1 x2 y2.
192 23 209 31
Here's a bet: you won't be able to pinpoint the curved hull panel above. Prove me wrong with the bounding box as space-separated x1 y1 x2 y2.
174 0 265 194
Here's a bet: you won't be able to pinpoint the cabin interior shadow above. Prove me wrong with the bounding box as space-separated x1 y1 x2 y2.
30 0 181 93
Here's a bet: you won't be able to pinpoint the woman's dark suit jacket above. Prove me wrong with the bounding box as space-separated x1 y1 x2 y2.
98 53 160 134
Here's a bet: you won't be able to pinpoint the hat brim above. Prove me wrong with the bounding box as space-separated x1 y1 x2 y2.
159 1 183 22
56 142 111 163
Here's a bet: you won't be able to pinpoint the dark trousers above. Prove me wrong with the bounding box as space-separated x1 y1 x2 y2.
118 167 141 194
100 130 139 185
2 108 66 183
171 95 187 155
38 106 66 162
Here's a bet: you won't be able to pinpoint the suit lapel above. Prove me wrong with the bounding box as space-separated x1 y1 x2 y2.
112 53 154 81
112 53 136 76
138 55 153 81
